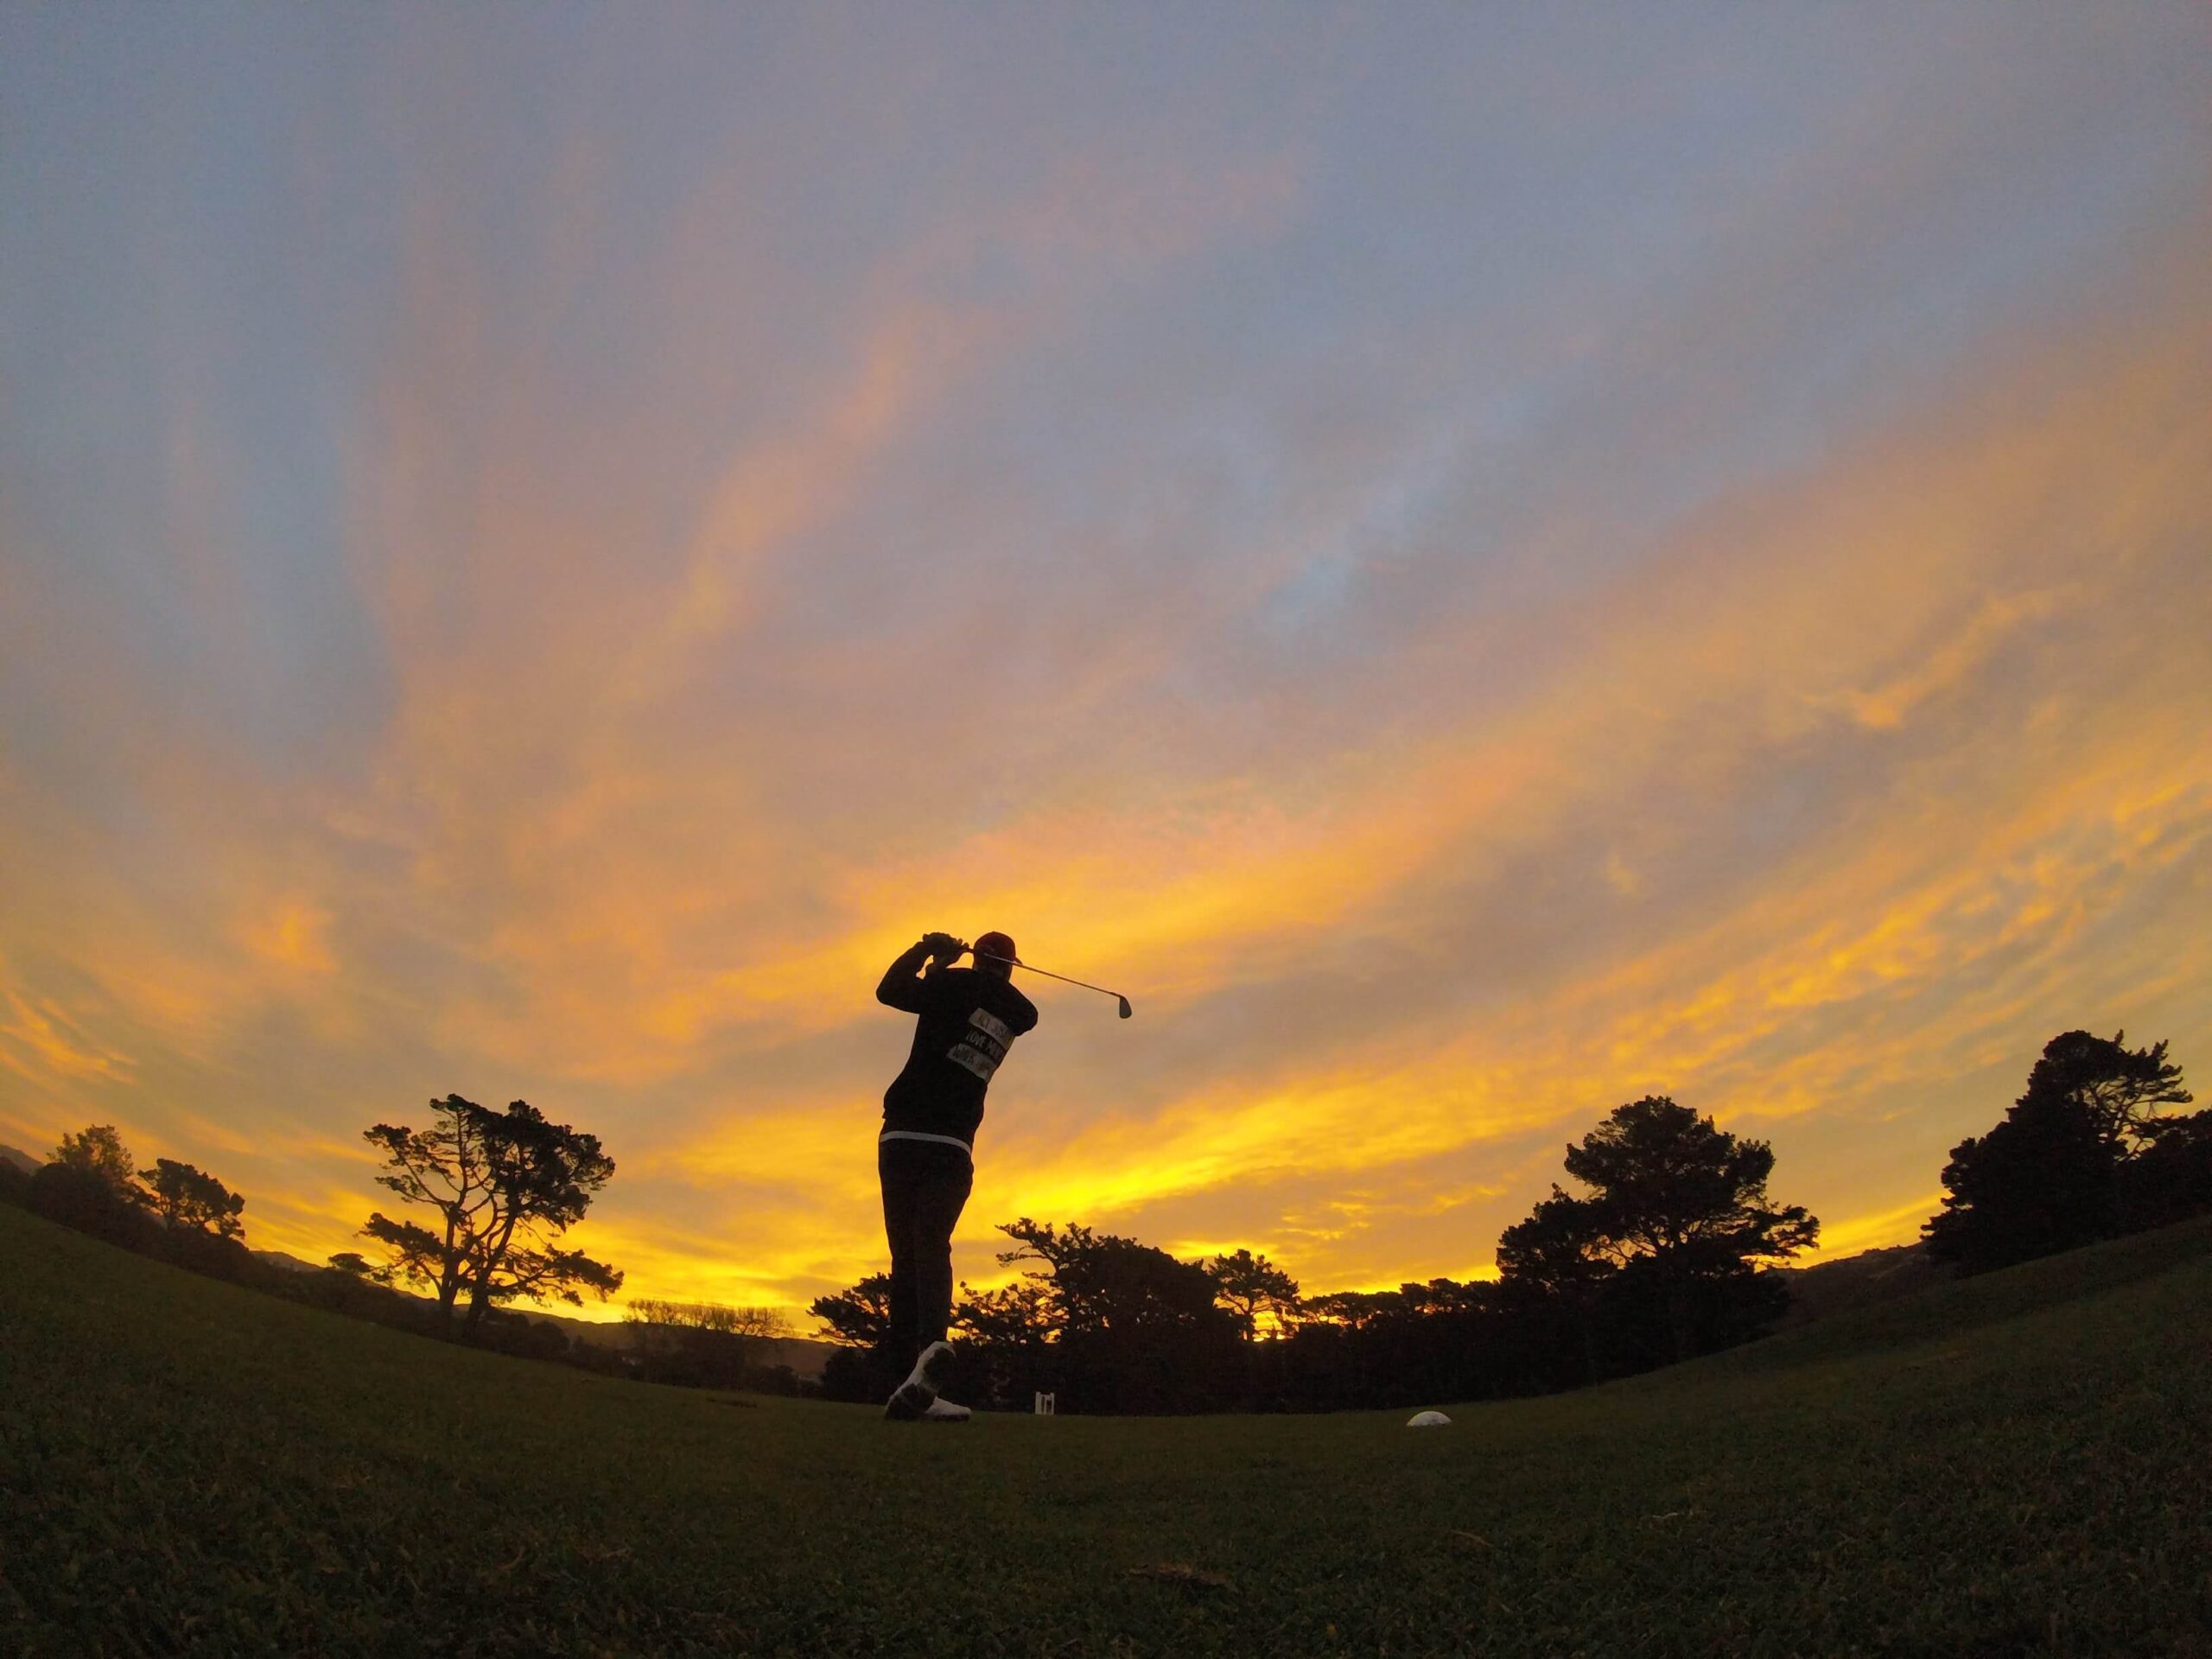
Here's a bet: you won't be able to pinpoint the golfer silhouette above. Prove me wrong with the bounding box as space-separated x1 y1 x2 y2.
874 930 1037 1421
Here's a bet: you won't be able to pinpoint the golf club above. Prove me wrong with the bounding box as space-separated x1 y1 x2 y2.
970 948 1133 1019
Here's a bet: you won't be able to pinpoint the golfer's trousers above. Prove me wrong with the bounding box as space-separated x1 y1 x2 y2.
878 1136 973 1361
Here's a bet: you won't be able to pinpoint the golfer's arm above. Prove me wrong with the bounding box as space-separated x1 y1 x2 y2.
876 939 935 1013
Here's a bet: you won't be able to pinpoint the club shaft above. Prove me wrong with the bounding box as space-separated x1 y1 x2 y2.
974 950 1122 1001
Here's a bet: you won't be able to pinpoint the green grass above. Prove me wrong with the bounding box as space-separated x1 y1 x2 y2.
3 1205 2209 1658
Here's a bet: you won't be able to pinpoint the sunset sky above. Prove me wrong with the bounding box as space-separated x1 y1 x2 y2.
4 6 2209 1322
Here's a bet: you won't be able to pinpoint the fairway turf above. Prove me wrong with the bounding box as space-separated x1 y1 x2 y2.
3 1206 2209 1656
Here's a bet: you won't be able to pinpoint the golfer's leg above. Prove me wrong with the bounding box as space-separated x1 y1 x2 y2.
879 1141 921 1363
915 1154 974 1348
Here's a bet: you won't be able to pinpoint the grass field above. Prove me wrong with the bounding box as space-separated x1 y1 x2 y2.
3 1205 2209 1657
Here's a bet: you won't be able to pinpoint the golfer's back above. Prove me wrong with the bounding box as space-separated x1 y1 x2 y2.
883 968 1039 1147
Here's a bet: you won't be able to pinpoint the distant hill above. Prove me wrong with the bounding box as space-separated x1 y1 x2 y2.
1 1144 42 1176
1771 1240 1952 1326
232 1250 840 1377
512 1305 836 1379
747 1336 836 1380
250 1249 324 1275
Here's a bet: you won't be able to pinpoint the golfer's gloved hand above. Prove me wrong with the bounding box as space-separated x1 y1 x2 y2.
922 931 965 961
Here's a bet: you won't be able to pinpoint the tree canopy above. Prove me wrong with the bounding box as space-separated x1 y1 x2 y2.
1203 1247 1303 1338
1497 1096 1818 1364
360 1095 622 1332
54 1124 140 1200
1924 1031 2196 1274
139 1158 245 1239
1560 1096 1820 1271
627 1300 791 1339
1496 1189 1612 1298
877 1220 1248 1413
996 1218 1232 1340
625 1299 795 1390
808 1272 893 1348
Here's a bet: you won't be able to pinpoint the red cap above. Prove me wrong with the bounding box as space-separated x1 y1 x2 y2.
972 931 1017 963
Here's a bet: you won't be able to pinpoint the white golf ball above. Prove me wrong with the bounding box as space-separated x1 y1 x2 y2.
1406 1410 1451 1427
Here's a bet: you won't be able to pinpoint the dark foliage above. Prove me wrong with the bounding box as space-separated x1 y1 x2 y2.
1497 1190 1612 1382
1254 1098 1818 1408
624 1300 803 1393
360 1095 623 1332
1497 1096 1817 1368
141 1157 246 1239
1924 1031 2197 1274
53 1123 140 1198
474 1306 576 1363
951 1277 1058 1408
0 1124 818 1400
20 1147 257 1287
1271 1279 1526 1410
26 1160 165 1253
810 1273 904 1402
820 1221 1257 1413
817 1344 902 1403
804 1097 1819 1415
969 1219 1248 1414
2123 1109 2212 1231
807 1272 893 1348
1202 1247 1302 1338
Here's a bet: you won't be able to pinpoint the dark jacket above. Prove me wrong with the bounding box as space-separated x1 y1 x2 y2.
878 948 1039 1147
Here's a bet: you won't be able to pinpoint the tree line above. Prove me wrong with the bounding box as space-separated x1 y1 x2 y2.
4 1123 252 1277
5 1027 2202 1414
810 1092 1820 1413
808 1029 2204 1414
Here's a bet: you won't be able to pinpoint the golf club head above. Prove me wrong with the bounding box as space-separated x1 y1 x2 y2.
1116 995 1133 1020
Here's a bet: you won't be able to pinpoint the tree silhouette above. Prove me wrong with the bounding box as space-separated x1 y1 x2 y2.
810 1273 900 1402
54 1124 141 1202
998 1219 1230 1338
360 1096 621 1334
953 1277 1058 1406
1203 1248 1303 1338
995 1219 1243 1412
1496 1189 1611 1296
808 1272 894 1347
2122 1108 2212 1231
326 1249 389 1282
626 1299 793 1389
1496 1189 1613 1382
1924 1031 2193 1274
1287 1276 1507 1408
31 1123 157 1249
1504 1096 1818 1364
628 1300 791 1339
139 1158 245 1239
1302 1288 1403 1331
2028 1029 2191 1146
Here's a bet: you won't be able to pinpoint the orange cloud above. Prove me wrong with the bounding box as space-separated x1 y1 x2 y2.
0 988 135 1085
243 901 339 975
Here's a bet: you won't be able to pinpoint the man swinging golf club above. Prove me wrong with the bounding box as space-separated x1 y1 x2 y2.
874 929 1037 1421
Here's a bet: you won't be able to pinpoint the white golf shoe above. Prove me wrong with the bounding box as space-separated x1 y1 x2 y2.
922 1397 971 1422
883 1339 956 1421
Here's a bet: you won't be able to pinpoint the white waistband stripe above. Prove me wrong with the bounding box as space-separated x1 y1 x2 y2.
879 1129 974 1156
